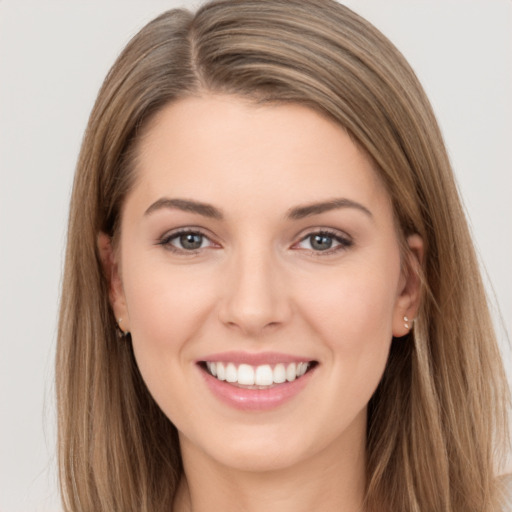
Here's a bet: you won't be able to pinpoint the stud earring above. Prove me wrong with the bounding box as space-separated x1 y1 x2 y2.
116 318 128 338
403 316 415 329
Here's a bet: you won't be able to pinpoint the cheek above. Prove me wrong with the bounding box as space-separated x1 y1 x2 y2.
121 259 220 420
297 259 400 391
301 262 399 342
121 256 219 370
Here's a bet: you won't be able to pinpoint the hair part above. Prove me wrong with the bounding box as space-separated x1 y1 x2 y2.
57 1 510 511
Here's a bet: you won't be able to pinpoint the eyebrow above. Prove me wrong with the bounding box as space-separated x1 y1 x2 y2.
287 198 373 220
144 197 373 221
144 198 223 219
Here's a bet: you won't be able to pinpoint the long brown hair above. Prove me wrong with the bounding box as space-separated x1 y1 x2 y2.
57 1 510 510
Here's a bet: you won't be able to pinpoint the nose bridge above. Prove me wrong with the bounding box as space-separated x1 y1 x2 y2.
219 240 290 335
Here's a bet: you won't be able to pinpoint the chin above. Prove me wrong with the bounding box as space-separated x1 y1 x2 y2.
201 438 313 473
179 415 362 475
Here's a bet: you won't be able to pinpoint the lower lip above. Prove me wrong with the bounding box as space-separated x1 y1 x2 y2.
199 365 316 411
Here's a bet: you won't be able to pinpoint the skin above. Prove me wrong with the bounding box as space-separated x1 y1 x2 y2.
99 94 422 512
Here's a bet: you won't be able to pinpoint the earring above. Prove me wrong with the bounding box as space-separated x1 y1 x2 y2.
116 318 128 338
404 316 415 329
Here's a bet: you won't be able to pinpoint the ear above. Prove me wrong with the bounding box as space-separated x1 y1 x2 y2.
392 234 423 337
97 232 130 333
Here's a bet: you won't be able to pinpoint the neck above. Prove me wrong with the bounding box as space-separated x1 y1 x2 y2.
173 416 367 512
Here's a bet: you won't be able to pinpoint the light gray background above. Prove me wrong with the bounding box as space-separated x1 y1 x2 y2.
1 1 511 510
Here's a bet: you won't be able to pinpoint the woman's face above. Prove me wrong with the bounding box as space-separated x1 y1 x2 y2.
106 95 420 473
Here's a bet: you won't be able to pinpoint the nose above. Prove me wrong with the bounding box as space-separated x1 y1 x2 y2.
218 247 292 337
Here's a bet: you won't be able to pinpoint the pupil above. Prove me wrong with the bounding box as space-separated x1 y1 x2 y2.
311 234 332 250
180 233 202 250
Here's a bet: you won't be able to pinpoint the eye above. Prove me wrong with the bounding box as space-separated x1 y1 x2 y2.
175 232 206 250
158 229 216 253
295 230 352 253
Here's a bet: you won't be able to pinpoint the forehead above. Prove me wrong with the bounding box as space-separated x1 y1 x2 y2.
128 94 390 218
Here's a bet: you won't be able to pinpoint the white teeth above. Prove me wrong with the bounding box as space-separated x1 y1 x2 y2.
216 362 226 381
286 363 297 382
206 361 217 377
273 363 286 384
238 364 255 385
205 361 311 386
255 365 273 386
225 363 237 383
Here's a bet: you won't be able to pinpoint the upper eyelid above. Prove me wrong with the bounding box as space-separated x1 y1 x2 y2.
159 226 214 242
291 228 354 254
156 226 352 247
157 229 219 256
295 227 352 243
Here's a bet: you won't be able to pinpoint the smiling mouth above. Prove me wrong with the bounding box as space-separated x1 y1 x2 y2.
199 361 318 389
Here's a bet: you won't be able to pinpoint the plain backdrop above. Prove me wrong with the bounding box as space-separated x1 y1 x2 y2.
0 1 511 510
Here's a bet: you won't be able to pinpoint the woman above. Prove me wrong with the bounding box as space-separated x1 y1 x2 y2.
56 0 511 510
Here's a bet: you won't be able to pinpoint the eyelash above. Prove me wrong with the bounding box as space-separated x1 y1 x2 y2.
157 228 216 254
156 228 353 255
294 229 353 255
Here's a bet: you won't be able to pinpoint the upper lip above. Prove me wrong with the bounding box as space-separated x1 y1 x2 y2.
197 351 317 366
